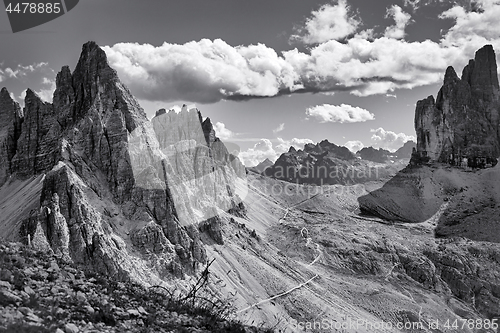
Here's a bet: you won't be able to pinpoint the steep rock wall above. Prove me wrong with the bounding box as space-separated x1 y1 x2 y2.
413 45 500 166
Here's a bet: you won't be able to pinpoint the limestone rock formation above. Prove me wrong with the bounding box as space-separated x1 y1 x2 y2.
0 88 23 187
0 41 247 283
263 140 404 185
10 89 60 179
413 45 500 167
393 140 416 159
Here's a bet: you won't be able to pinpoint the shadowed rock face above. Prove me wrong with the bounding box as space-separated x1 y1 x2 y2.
0 42 246 282
413 45 500 166
0 88 23 186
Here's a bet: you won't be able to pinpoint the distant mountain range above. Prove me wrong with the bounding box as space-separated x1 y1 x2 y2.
250 140 416 185
256 139 414 185
413 44 500 167
357 141 416 163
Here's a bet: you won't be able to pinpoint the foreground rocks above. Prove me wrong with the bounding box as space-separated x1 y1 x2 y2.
0 241 270 333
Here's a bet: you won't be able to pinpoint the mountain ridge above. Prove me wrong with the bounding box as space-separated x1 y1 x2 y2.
0 41 246 283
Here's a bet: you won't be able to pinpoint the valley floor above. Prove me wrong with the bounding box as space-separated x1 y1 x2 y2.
202 170 500 332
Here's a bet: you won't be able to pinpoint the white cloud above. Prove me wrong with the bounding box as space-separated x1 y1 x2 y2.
103 40 299 104
370 127 416 151
1 62 49 79
272 123 285 134
403 0 421 11
384 5 412 39
290 0 361 44
275 137 314 153
101 1 500 104
283 36 456 97
239 139 277 166
344 140 365 153
306 104 375 123
18 89 26 101
1 62 54 104
213 122 234 140
238 137 313 166
36 77 56 102
5 68 18 78
440 0 500 54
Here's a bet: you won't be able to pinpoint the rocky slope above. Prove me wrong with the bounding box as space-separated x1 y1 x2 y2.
413 45 500 166
0 42 246 285
394 141 416 159
2 41 500 333
0 241 269 333
213 172 500 331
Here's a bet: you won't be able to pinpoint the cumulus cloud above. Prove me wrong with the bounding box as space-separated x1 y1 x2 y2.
238 139 277 166
1 62 49 79
384 5 412 39
238 137 313 166
370 127 416 151
306 104 375 123
102 0 500 104
273 123 285 134
344 140 365 153
440 0 500 53
213 122 235 140
290 0 361 44
36 77 56 102
103 40 300 104
403 0 422 11
1 62 55 104
276 137 314 153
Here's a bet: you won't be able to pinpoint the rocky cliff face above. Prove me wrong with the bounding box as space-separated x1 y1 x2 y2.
413 45 500 167
0 42 246 283
0 88 23 186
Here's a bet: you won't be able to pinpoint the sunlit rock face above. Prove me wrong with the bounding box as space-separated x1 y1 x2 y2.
145 107 247 228
413 45 500 167
1 41 247 282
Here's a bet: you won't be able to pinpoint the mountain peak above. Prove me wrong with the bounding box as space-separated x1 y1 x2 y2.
414 45 500 166
444 66 459 85
155 108 167 117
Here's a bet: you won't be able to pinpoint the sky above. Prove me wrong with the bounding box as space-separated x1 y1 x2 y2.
1 0 500 166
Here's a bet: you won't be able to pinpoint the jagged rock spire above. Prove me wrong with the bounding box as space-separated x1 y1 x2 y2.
413 44 500 166
0 88 23 186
